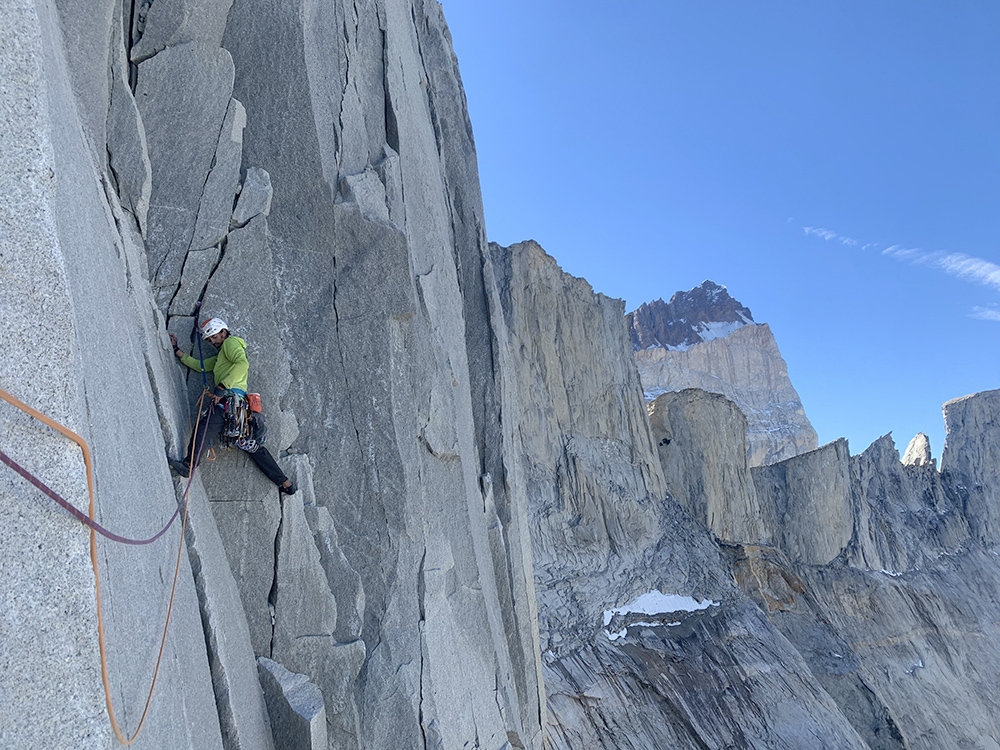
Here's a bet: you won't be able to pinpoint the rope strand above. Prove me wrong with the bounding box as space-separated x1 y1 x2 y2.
0 384 213 745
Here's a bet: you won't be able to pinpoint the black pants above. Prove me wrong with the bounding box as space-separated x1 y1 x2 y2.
183 403 288 487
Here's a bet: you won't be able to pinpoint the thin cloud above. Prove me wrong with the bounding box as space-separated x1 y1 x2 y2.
804 223 1000 313
803 226 860 246
971 306 1000 322
935 253 1000 291
883 247 1000 293
882 245 925 262
803 226 839 241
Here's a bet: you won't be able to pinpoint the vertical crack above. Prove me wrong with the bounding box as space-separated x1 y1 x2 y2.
126 0 140 91
416 548 428 749
330 266 389 535
266 493 285 659
382 30 400 155
184 515 240 749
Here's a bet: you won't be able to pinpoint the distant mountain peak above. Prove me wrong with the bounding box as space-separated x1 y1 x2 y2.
627 280 755 351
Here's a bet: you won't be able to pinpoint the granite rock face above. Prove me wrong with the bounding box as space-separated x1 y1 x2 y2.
942 389 1000 545
648 389 767 544
4 0 544 747
488 240 669 653
9 0 1000 748
135 42 236 306
631 284 818 466
902 432 933 467
735 403 1000 750
490 242 878 749
257 658 327 750
847 434 967 575
753 439 854 565
1 2 238 746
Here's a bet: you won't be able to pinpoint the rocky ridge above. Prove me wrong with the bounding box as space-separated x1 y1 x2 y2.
630 282 819 465
4 1 1000 749
627 280 754 351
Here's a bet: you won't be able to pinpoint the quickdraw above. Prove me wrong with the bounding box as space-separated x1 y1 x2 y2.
220 392 266 454
221 393 252 440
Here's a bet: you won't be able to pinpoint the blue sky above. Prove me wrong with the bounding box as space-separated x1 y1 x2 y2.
440 1 1000 461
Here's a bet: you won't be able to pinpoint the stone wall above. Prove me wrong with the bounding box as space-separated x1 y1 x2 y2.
2 0 544 747
635 323 818 465
491 242 874 748
1 1 258 746
648 389 768 544
942 389 1000 545
752 439 853 565
8 1 1000 748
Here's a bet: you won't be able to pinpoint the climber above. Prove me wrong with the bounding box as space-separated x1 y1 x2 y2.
167 316 296 494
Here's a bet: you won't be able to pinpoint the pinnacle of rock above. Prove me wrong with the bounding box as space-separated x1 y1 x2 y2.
902 432 933 466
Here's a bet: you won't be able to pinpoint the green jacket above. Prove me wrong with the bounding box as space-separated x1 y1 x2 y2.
180 335 250 392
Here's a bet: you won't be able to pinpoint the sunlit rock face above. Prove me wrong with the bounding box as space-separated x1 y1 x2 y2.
10 0 1000 748
642 377 1000 749
492 242 875 749
942 389 1000 546
752 439 853 566
3 1 545 748
629 283 818 466
648 389 768 544
902 432 934 467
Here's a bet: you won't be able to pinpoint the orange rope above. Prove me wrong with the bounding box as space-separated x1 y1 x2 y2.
0 385 210 745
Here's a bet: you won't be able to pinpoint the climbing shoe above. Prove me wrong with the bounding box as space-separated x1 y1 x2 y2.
280 479 297 495
167 457 190 478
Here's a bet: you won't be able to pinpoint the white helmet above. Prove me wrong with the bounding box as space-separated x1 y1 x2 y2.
200 317 228 339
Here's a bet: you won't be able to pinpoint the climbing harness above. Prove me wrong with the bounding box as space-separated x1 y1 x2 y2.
0 384 214 746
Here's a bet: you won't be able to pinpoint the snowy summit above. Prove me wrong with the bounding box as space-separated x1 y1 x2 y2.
626 280 755 351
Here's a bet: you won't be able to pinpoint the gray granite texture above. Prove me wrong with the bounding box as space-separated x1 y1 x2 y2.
1 1 228 746
135 42 235 305
649 388 768 544
216 2 548 746
107 1 152 237
847 434 968 574
489 241 880 749
131 0 235 63
232 166 273 227
635 321 819 466
257 658 328 750
488 240 671 651
753 439 854 565
170 246 221 317
942 389 1000 545
189 96 246 253
10 0 1000 748
1 10 109 747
